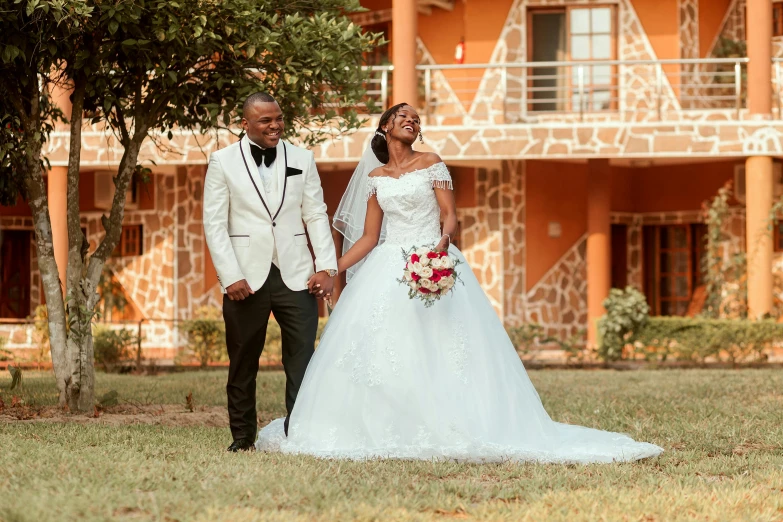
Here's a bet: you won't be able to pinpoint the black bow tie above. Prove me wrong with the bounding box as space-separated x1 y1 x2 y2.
250 143 276 168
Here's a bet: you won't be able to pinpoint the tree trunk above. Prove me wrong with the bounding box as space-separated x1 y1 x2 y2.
24 142 70 406
65 295 96 411
62 79 97 411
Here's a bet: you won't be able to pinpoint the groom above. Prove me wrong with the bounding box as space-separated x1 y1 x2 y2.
203 92 337 452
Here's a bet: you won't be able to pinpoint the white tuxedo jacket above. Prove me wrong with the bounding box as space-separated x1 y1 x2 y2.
203 136 337 292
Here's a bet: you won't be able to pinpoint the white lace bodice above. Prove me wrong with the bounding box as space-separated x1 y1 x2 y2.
367 162 453 247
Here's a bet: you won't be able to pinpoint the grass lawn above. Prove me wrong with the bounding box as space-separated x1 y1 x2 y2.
1 369 782 521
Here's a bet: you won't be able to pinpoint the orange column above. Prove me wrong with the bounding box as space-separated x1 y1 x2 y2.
48 167 68 289
747 0 772 115
48 79 72 291
746 0 774 319
746 157 774 319
392 0 418 107
586 159 611 346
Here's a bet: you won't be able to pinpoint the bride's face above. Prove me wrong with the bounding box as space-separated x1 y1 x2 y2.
383 105 420 145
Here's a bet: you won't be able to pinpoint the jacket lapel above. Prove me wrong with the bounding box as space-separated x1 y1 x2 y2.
271 141 289 221
238 135 273 220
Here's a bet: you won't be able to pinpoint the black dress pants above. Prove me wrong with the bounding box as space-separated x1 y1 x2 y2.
223 264 318 440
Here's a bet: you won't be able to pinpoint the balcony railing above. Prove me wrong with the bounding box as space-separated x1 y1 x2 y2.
362 58 770 123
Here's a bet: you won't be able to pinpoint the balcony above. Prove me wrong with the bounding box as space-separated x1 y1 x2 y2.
345 58 783 163
364 58 783 123
47 58 783 167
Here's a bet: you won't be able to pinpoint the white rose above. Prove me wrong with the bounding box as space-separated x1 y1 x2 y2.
441 256 454 269
412 262 423 273
438 277 451 289
403 270 413 281
416 246 430 257
420 256 430 267
406 261 415 271
419 266 434 279
408 281 418 290
430 258 444 269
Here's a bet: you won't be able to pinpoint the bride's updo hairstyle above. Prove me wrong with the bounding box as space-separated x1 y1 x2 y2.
371 102 409 164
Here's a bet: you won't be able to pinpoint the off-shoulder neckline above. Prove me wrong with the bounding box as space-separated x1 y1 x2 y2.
369 161 446 181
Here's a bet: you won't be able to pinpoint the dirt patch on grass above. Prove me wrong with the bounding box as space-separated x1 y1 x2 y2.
0 403 231 427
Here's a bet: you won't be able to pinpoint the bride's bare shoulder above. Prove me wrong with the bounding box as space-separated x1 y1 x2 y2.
415 152 443 169
368 166 388 178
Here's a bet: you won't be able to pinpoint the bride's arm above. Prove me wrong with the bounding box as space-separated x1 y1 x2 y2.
337 195 384 275
434 188 458 252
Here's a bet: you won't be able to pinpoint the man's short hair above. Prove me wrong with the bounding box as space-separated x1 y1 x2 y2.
243 92 278 114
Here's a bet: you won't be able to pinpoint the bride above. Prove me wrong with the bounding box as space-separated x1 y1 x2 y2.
256 103 663 463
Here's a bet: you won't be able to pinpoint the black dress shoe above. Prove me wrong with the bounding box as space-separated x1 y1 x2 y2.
227 438 255 452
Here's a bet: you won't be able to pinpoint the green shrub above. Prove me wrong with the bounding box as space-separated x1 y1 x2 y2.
506 323 555 356
636 317 783 363
555 329 589 363
93 326 138 372
179 306 226 368
0 335 12 362
597 287 650 361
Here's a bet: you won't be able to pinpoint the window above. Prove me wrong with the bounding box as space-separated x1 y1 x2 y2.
773 2 783 37
774 222 783 252
113 225 143 257
528 6 617 113
643 224 707 316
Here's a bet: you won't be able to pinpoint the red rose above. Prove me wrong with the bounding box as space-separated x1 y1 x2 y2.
438 251 448 258
411 254 420 263
411 273 420 281
430 273 442 282
419 288 431 294
427 251 439 259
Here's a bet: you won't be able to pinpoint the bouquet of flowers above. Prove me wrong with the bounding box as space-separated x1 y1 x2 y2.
398 245 462 307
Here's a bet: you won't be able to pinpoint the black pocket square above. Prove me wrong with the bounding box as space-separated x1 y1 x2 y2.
286 167 303 177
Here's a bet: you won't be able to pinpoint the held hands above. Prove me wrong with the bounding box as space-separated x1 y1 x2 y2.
307 271 335 302
226 279 254 301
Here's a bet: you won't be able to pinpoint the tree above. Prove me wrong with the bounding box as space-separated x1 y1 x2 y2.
0 0 93 408
1 0 380 410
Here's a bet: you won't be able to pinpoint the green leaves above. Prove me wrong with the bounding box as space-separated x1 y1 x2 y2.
1 45 22 63
597 287 651 361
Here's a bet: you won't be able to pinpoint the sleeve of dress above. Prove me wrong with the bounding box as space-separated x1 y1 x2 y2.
429 162 453 190
366 177 378 200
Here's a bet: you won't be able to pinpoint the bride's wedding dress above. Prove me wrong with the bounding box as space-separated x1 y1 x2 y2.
256 162 663 463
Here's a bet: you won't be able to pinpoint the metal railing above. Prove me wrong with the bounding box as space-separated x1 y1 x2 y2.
363 58 756 121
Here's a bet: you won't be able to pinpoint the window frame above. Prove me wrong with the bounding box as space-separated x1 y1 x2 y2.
113 224 144 258
526 4 618 113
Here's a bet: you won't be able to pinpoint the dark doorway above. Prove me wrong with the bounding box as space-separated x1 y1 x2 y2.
0 230 31 318
611 224 628 289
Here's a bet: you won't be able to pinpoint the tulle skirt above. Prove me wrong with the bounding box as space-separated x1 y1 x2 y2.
256 243 663 463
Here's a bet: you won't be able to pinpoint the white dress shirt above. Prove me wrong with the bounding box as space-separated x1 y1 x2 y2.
248 137 280 268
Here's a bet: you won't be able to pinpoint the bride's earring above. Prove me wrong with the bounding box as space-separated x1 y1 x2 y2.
419 131 423 143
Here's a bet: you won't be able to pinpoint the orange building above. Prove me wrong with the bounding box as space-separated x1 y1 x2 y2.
2 0 783 358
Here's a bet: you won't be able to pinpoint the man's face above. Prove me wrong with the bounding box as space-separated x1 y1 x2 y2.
242 101 284 148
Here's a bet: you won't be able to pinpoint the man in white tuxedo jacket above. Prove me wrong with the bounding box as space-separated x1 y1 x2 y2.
203 92 337 452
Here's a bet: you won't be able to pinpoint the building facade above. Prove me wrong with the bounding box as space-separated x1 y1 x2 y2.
3 0 783 359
